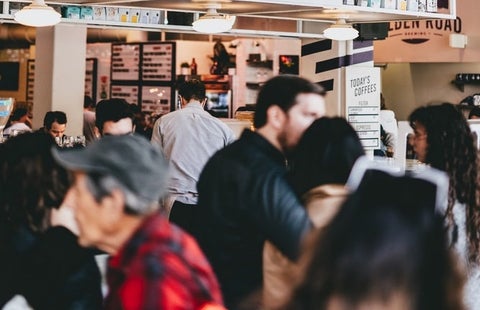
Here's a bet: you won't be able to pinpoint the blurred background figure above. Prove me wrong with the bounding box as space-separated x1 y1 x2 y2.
282 170 464 310
379 93 397 158
468 106 480 120
130 103 153 140
95 98 134 137
409 103 480 309
0 131 102 309
42 110 67 139
83 95 97 144
3 107 32 137
263 117 365 309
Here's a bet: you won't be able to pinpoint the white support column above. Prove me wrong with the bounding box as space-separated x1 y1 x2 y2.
32 24 87 136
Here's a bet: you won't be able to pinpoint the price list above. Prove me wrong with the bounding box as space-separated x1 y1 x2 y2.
26 60 35 104
141 86 171 114
111 85 139 105
345 67 381 150
141 43 173 82
84 59 96 100
111 44 140 81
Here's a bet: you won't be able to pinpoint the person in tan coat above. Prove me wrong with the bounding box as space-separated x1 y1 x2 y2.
263 117 365 309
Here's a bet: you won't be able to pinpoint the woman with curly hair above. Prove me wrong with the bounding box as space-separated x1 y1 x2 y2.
0 131 103 309
409 103 480 309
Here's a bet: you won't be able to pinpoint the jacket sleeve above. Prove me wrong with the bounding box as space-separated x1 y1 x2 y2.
248 171 312 261
29 226 103 309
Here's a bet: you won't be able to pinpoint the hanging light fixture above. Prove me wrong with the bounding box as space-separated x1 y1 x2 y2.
323 19 359 41
192 2 235 34
14 0 61 27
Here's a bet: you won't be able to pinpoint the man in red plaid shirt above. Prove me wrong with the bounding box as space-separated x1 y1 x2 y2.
53 134 224 309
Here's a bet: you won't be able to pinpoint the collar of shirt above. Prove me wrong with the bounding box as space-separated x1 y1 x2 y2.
184 101 204 110
241 129 287 167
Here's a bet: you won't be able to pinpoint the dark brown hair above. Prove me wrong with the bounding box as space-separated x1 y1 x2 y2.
0 131 71 233
409 103 480 263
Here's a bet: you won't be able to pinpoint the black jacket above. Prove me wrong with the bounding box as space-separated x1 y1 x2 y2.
0 225 103 309
192 130 312 308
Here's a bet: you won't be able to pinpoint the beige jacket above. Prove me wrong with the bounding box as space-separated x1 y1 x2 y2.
262 184 349 309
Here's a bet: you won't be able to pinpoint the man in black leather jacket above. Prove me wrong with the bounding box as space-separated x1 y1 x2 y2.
192 75 326 309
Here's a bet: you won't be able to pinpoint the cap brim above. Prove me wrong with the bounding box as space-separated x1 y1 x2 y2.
52 146 109 174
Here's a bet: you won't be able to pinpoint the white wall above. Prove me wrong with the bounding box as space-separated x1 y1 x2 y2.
381 63 480 120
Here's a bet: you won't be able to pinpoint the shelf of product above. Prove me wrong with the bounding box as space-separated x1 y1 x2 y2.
452 73 480 92
0 0 455 34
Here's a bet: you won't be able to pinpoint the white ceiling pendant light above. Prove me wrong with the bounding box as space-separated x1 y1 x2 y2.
323 19 359 41
14 0 61 27
192 2 235 34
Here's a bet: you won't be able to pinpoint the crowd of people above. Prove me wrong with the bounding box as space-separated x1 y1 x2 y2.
0 75 479 310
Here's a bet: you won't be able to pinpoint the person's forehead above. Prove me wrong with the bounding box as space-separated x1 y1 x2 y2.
51 121 66 128
291 93 325 110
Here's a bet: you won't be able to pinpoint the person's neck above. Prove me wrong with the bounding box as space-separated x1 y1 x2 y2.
182 100 203 108
97 214 143 255
255 126 283 153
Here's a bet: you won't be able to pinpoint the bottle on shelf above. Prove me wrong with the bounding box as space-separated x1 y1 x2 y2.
190 58 198 75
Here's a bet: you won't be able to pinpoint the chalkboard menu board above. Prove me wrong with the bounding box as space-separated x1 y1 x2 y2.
110 42 176 114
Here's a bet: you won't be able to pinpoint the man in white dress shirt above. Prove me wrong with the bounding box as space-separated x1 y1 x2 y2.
151 79 235 234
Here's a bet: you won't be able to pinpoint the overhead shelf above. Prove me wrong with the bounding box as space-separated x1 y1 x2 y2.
0 0 456 34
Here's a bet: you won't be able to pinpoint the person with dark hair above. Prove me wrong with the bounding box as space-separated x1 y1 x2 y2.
83 95 97 144
468 106 480 120
191 75 326 309
0 131 102 309
283 170 464 310
43 110 67 139
409 103 480 309
263 117 365 308
151 79 235 233
52 134 224 309
95 98 135 137
3 107 31 136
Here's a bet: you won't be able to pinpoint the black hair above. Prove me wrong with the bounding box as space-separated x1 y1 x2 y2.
0 131 70 233
43 111 67 130
289 117 365 197
9 108 28 121
178 79 206 102
84 96 96 109
409 103 480 263
468 106 480 119
253 75 325 129
284 170 464 310
95 98 134 132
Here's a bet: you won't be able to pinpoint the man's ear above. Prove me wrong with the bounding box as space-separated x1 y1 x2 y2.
94 126 101 138
266 105 286 130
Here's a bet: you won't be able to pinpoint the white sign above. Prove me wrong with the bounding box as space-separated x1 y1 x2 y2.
345 66 381 150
